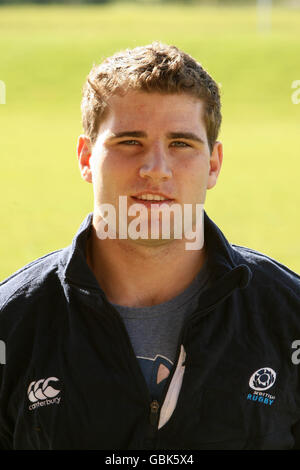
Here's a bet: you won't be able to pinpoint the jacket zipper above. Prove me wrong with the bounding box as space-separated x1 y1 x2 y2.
150 399 160 426
144 399 160 449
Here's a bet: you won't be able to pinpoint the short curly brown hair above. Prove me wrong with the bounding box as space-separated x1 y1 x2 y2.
81 42 222 153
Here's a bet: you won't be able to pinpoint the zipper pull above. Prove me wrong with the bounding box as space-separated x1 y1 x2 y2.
149 399 160 427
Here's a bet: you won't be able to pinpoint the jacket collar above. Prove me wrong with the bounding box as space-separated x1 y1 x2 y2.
60 211 252 292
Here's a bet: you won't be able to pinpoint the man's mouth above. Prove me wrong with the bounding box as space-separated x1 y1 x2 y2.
131 192 174 205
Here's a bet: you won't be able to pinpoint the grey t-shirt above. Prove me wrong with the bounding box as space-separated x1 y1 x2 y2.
111 259 211 401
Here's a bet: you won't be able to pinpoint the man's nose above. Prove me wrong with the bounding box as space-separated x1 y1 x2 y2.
139 143 172 182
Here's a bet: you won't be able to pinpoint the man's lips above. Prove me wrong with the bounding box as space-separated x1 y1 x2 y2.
131 191 174 203
130 198 174 208
130 196 174 208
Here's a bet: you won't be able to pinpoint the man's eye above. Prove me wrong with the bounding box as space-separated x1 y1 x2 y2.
119 140 139 145
171 141 190 148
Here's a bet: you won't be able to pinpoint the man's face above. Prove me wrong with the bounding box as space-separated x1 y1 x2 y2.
78 90 222 244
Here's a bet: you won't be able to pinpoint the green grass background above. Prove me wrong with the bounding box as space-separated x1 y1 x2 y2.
0 2 299 280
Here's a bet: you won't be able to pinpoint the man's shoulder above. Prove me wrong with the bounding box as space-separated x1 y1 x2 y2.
0 248 65 313
231 243 300 295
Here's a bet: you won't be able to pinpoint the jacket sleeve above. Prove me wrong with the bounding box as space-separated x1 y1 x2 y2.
0 365 13 450
0 319 13 449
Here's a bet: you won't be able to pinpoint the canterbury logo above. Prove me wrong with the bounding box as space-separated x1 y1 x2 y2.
27 377 60 403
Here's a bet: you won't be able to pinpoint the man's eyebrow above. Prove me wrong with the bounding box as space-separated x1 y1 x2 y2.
106 131 147 140
167 132 205 144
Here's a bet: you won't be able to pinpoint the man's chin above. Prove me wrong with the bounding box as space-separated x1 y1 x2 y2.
124 235 177 248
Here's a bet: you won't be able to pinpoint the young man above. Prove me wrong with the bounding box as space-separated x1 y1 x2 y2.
0 42 300 450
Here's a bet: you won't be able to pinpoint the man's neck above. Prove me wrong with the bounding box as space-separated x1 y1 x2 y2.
86 227 207 308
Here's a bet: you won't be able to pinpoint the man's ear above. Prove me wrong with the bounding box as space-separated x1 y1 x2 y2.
77 135 93 183
207 141 223 190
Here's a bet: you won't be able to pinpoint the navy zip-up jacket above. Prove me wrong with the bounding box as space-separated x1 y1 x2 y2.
0 212 300 450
